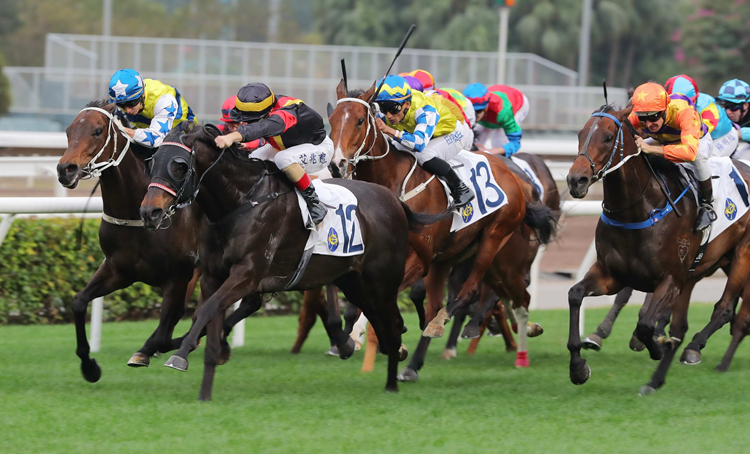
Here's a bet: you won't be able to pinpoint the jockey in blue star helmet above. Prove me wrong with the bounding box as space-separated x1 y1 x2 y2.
374 74 474 207
108 68 196 148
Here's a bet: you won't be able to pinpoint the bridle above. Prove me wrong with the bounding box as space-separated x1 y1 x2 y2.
77 106 134 178
577 109 641 183
335 97 391 174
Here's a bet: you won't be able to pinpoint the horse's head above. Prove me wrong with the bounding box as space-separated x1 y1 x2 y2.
57 101 130 188
328 80 378 178
567 105 634 198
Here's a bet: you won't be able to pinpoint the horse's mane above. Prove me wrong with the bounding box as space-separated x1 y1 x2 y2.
346 89 366 98
84 99 133 128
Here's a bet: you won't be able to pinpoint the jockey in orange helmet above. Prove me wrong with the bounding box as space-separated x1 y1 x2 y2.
628 82 716 231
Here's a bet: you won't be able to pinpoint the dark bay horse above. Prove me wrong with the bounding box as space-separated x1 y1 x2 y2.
566 105 750 394
329 82 557 381
56 100 204 381
140 125 442 400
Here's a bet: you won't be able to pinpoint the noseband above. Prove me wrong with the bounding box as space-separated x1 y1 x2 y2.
77 106 134 178
578 110 641 182
335 97 391 174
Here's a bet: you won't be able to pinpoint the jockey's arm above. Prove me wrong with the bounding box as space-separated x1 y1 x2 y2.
130 94 178 148
663 109 702 162
494 106 522 156
700 104 719 135
217 110 293 148
392 106 439 153
740 126 750 142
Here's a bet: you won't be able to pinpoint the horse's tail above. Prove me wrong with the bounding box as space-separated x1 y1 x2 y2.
523 199 559 245
400 201 453 233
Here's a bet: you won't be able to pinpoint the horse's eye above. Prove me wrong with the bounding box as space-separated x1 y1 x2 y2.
93 128 103 137
357 117 365 126
170 161 188 179
604 134 613 142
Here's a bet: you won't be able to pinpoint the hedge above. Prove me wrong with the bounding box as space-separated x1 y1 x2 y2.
0 217 414 325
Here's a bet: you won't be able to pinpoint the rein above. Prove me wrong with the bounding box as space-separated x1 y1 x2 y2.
578 111 641 182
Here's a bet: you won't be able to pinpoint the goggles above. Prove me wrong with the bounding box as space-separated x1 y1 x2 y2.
376 100 405 115
117 98 142 109
636 111 663 123
718 100 745 111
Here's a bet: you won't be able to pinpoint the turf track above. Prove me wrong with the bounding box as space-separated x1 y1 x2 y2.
1 304 748 453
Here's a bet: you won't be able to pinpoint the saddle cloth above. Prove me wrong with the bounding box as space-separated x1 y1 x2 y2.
446 151 509 232
707 157 750 243
510 156 545 201
296 179 365 257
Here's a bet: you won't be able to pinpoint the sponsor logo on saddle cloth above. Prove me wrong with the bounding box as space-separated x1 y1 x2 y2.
445 151 509 232
706 157 750 243
295 179 365 257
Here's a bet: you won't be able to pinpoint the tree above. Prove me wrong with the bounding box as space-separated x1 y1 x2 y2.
0 53 11 116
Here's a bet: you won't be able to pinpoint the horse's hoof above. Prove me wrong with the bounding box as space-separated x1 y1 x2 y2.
582 334 603 351
515 351 529 368
81 358 102 383
422 322 445 338
461 324 480 339
570 362 591 385
384 386 399 394
639 385 657 396
397 367 419 382
218 344 231 366
339 338 356 360
398 344 409 362
441 348 457 360
353 340 362 351
325 346 339 357
127 352 150 367
629 335 646 352
679 349 702 366
527 322 544 337
164 355 188 371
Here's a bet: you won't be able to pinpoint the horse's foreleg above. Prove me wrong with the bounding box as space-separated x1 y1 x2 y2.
291 288 322 354
198 312 223 402
73 260 132 382
219 293 262 364
718 283 750 372
466 306 493 355
583 287 634 352
681 244 750 365
568 262 621 385
343 302 360 336
460 284 495 339
443 308 468 359
323 285 356 359
493 302 517 352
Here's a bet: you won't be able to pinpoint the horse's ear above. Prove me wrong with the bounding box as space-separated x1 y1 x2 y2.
336 79 347 100
361 83 377 101
615 105 633 121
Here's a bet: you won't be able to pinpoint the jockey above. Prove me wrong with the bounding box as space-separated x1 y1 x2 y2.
108 68 195 148
374 74 474 207
214 83 333 225
628 82 716 231
217 95 265 150
463 83 523 156
401 70 475 130
716 79 750 158
439 87 477 128
665 75 738 157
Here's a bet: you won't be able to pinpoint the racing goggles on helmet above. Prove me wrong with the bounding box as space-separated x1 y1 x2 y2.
376 100 405 115
636 111 663 123
117 97 142 109
718 99 745 111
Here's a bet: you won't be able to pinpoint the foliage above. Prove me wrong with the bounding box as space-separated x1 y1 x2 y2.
0 53 11 116
0 218 169 324
1 305 748 453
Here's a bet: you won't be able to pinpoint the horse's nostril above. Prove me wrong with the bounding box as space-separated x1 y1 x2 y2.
338 159 346 167
577 176 589 187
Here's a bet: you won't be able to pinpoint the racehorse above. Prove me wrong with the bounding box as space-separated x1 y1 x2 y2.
291 285 360 355
566 104 750 394
139 125 444 400
329 82 557 381
56 100 204 382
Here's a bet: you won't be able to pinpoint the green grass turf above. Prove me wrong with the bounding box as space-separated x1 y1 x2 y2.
1 303 749 454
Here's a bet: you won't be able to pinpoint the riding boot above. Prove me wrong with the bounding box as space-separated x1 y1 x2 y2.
299 185 327 225
421 157 475 207
695 178 717 232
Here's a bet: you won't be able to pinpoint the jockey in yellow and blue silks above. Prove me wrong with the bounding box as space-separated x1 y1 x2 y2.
665 74 738 158
108 68 195 148
374 74 474 207
463 82 523 156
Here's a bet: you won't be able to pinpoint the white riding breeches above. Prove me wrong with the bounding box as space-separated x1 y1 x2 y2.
733 141 750 160
515 94 530 124
250 136 334 175
711 128 739 158
692 134 713 181
395 120 473 164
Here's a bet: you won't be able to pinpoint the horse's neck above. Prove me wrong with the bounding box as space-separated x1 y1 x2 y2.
196 156 269 222
99 147 150 220
602 154 661 219
355 133 426 193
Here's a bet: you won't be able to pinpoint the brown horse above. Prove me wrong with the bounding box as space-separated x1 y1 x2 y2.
566 105 750 394
56 100 204 382
329 82 557 382
140 125 444 400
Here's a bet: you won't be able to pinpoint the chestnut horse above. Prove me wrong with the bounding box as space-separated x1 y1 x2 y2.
567 104 750 394
329 82 557 381
140 125 444 400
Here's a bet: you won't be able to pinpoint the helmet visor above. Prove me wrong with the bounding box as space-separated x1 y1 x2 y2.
376 100 404 115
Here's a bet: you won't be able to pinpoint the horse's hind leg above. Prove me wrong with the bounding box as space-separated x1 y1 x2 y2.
291 289 322 354
717 284 750 372
322 285 357 359
583 287 633 352
681 244 750 365
219 293 263 364
72 260 133 382
461 284 496 339
443 308 468 360
467 306 493 355
129 277 190 367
